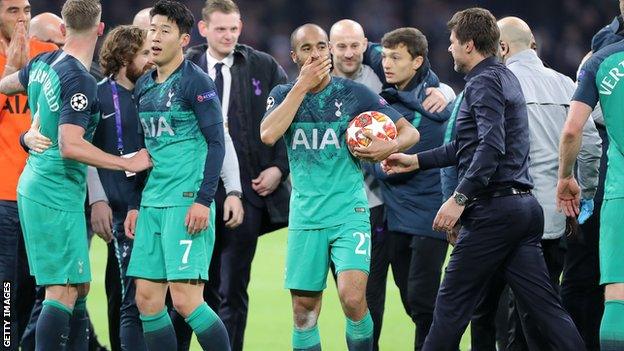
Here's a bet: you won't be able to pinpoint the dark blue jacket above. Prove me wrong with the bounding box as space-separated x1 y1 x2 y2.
364 44 453 239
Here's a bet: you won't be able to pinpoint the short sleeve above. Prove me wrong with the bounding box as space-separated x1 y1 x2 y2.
355 83 403 122
184 68 222 129
18 60 34 88
263 84 288 117
59 71 97 129
572 56 600 108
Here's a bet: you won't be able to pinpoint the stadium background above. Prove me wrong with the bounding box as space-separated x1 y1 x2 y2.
30 0 616 349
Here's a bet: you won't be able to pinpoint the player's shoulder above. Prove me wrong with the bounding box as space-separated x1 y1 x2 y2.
270 81 295 96
135 69 155 93
335 76 375 96
181 59 212 83
584 41 624 73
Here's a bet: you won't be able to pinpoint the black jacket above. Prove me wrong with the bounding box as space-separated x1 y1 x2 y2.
186 43 290 226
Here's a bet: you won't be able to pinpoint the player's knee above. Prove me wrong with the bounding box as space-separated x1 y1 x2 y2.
135 288 165 315
76 283 90 297
605 283 624 301
45 285 79 306
338 288 366 313
171 297 198 317
293 309 319 330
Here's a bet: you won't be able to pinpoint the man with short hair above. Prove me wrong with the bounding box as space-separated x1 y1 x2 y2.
185 1 290 349
124 2 230 350
382 8 585 350
0 0 153 349
0 0 57 348
261 23 420 351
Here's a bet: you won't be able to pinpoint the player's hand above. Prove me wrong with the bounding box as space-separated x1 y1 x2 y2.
91 200 113 243
0 21 29 74
123 148 152 173
251 166 282 196
446 223 461 246
124 209 139 239
556 175 581 217
223 195 244 229
433 196 464 232
422 87 449 113
23 117 52 153
381 153 419 175
352 130 399 162
294 56 332 92
185 203 210 235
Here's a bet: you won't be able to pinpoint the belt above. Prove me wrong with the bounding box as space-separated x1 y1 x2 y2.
472 187 531 201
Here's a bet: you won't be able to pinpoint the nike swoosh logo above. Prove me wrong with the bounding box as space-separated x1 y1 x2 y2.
102 112 115 119
178 266 190 271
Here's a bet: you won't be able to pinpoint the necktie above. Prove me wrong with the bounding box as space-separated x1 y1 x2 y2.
214 62 224 105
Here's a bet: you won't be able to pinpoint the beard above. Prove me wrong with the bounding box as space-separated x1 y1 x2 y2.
126 61 152 83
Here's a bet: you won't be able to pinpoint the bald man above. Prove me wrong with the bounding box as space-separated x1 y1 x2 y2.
132 7 151 30
28 12 64 47
262 23 419 351
470 16 601 351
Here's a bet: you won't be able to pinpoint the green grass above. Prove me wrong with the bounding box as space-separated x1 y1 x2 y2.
88 228 471 350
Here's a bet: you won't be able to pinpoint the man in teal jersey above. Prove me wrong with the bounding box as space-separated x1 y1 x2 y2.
122 1 230 350
558 39 624 350
0 0 152 349
260 24 420 351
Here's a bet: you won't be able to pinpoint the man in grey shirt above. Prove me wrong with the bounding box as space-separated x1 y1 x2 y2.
471 16 602 350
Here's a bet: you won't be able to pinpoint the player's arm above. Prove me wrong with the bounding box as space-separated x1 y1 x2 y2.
266 59 290 179
576 114 602 199
0 70 25 95
58 74 151 173
260 56 332 146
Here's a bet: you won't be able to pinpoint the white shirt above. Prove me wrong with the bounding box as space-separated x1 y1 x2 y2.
206 50 234 127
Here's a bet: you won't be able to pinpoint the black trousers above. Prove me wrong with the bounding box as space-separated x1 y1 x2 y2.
423 194 584 351
0 200 36 350
471 237 565 351
561 209 604 351
366 206 448 351
174 194 278 351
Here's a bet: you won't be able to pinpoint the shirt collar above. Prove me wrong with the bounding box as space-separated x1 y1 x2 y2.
206 49 234 69
505 49 542 68
465 56 499 81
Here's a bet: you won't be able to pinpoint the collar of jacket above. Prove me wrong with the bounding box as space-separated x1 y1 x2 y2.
505 49 543 68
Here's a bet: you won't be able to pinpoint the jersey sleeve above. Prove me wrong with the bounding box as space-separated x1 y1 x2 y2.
572 56 600 108
17 61 32 88
184 69 223 129
263 84 288 118
355 83 403 122
59 71 97 129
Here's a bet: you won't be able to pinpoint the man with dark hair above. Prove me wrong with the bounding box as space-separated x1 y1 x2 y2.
123 1 230 350
84 25 152 351
261 23 420 351
356 26 454 350
382 7 584 350
184 1 290 349
0 0 153 349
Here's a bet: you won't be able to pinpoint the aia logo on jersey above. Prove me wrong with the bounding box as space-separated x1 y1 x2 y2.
196 90 217 103
140 116 175 138
291 128 341 150
2 95 29 114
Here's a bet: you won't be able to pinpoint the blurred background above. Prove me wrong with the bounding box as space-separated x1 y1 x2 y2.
37 0 618 90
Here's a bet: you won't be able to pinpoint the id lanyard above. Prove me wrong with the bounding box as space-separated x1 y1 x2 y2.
109 78 124 155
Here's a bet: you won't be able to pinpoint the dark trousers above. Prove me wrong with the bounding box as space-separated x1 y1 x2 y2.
471 237 565 351
366 206 448 351
0 200 36 350
561 210 603 351
423 194 584 351
174 197 275 351
108 226 145 351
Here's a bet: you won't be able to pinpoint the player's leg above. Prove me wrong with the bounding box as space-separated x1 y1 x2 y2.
332 221 373 351
163 205 229 351
67 283 90 351
285 227 331 351
598 199 624 350
291 290 323 351
127 206 175 350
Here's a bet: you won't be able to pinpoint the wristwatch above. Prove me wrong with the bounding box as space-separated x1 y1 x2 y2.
226 190 243 199
453 192 468 206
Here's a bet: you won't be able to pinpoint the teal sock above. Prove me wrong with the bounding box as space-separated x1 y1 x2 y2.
140 308 177 351
68 297 89 351
37 300 72 350
600 300 624 350
185 302 230 351
292 324 321 351
346 310 373 351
